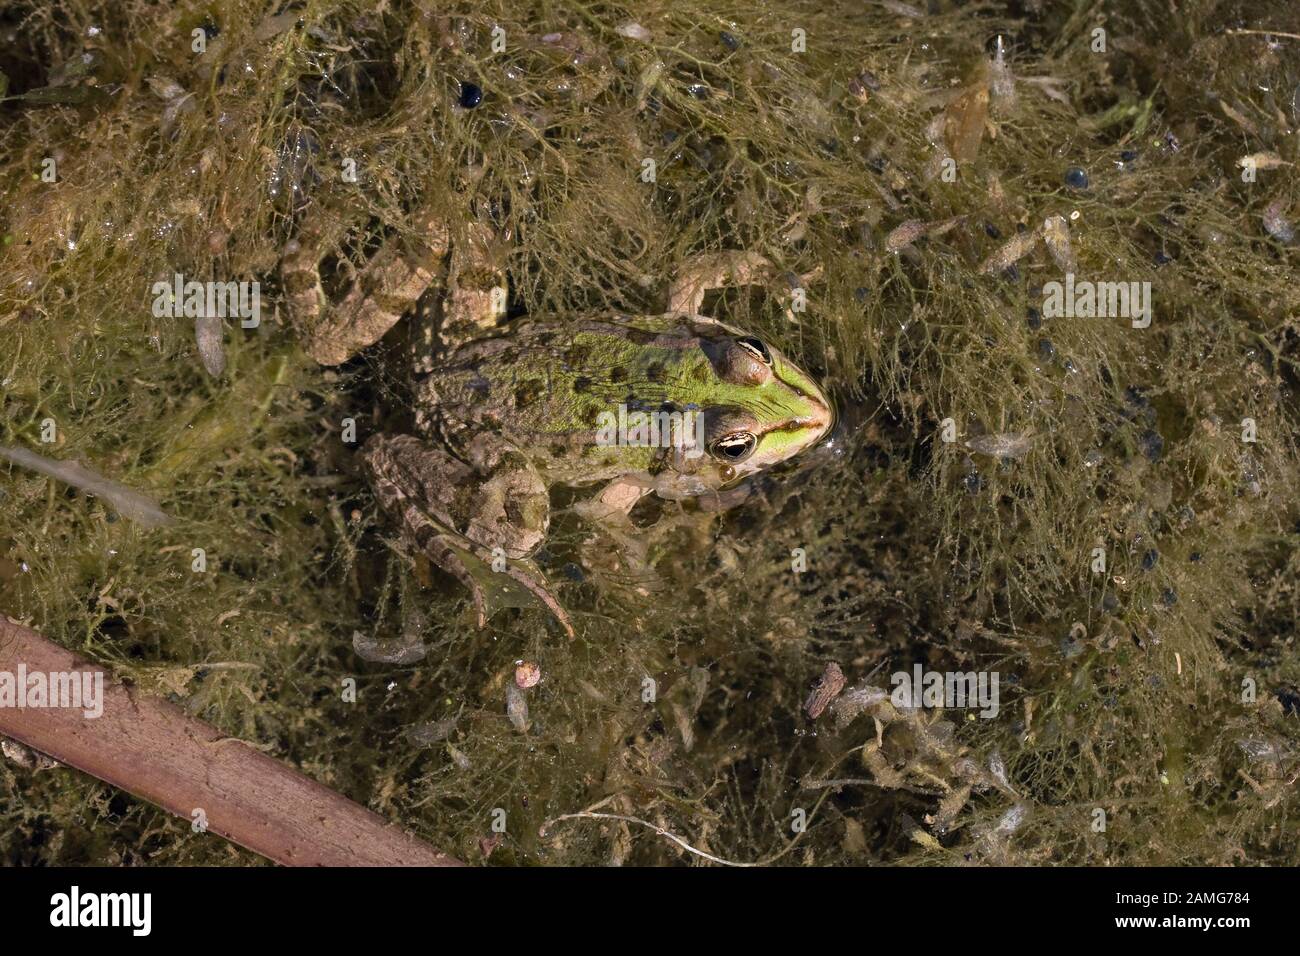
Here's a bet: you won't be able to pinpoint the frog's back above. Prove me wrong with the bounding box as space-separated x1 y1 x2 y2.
423 315 711 426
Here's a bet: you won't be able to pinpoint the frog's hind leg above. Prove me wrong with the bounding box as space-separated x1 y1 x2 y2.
361 433 574 637
281 208 450 366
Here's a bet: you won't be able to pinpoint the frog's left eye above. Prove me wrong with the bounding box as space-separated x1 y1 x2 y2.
736 336 772 366
710 432 758 463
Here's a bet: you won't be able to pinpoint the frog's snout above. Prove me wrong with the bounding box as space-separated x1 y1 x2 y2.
789 375 836 453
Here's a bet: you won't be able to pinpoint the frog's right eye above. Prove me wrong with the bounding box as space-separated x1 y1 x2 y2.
709 432 757 463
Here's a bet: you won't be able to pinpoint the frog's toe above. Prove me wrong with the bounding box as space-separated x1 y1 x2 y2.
501 564 575 639
413 532 488 629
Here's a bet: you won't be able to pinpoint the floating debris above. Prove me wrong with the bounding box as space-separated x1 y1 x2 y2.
351 629 426 664
405 716 458 746
1237 151 1291 171
994 802 1029 835
880 0 925 17
615 21 652 42
195 315 225 377
987 35 1016 108
146 75 195 139
944 68 990 164
1041 215 1076 273
829 683 888 728
848 70 880 100
1263 199 1294 243
885 216 963 253
804 661 847 719
978 229 1038 274
0 737 59 771
0 445 171 527
965 432 1033 461
515 660 542 689
506 682 530 732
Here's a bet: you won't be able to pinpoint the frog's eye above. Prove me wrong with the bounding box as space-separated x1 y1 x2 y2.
709 432 757 463
736 336 772 366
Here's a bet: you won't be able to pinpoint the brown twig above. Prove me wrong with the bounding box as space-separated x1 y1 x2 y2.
0 615 461 866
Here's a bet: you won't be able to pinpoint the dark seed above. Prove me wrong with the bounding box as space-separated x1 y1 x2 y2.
562 563 585 582
1160 588 1178 606
1141 549 1159 571
458 81 483 109
1120 149 1138 162
1064 166 1089 189
984 222 1002 239
854 287 869 303
1154 250 1172 265
1038 338 1056 360
964 472 983 494
719 30 741 50
1026 306 1041 329
1276 686 1300 716
687 83 711 100
1189 551 1202 562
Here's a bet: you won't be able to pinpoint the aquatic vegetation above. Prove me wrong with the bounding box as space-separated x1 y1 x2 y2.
1 0 1298 865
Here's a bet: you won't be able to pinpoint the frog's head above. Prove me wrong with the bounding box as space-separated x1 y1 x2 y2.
671 323 834 492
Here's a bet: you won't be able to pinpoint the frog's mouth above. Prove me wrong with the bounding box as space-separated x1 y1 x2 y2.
755 387 849 484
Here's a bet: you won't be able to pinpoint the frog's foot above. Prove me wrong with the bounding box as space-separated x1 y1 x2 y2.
667 251 822 322
411 220 509 373
572 475 655 528
362 433 574 638
422 534 575 639
281 208 450 366
572 477 675 595
667 250 773 316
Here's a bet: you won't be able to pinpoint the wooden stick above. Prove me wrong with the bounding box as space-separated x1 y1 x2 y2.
0 615 462 866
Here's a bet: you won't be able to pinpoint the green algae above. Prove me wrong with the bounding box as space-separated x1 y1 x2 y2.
1 0 1298 865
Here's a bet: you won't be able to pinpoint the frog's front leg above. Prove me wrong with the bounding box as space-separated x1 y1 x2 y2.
361 432 574 638
281 208 449 366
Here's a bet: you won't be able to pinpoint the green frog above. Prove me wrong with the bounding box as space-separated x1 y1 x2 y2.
282 213 834 637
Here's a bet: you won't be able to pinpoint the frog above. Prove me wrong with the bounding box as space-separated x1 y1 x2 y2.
282 208 834 638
